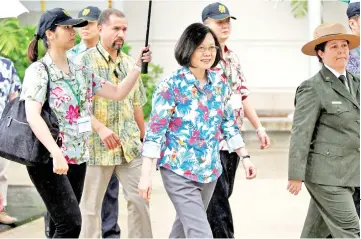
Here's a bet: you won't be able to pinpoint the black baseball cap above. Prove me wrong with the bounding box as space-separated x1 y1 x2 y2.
36 8 88 39
78 6 101 22
202 2 236 22
347 1 360 18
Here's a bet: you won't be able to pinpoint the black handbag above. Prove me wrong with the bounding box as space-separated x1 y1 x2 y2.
0 61 60 166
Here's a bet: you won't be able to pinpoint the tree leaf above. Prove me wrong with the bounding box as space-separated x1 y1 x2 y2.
290 0 309 19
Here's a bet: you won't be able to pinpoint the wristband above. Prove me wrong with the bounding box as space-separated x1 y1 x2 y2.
256 126 266 133
133 64 141 72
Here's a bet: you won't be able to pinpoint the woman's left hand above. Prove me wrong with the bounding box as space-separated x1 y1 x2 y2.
242 158 257 179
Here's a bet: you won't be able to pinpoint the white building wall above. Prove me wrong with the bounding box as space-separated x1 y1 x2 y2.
18 0 349 113
123 0 348 113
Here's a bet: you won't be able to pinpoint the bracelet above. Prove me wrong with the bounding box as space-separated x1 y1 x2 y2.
241 155 251 161
256 126 266 133
133 64 141 72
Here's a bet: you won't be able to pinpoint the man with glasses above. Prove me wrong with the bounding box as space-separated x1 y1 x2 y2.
75 8 153 238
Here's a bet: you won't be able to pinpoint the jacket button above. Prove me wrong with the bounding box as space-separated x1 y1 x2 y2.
326 151 330 155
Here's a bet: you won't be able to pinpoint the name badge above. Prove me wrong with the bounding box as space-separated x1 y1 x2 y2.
230 94 243 110
77 116 92 134
332 101 342 105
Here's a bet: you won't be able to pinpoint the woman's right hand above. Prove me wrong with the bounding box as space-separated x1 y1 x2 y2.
52 151 69 175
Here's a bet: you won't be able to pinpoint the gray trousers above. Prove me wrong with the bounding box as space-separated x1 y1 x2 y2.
301 182 360 238
160 167 217 238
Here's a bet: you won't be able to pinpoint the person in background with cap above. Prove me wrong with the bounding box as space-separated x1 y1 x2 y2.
346 0 361 224
201 2 270 238
67 6 122 239
67 6 101 59
74 8 152 238
0 56 21 225
288 23 360 238
347 0 360 76
21 8 147 238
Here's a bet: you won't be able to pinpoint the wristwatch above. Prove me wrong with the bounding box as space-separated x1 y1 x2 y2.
241 155 251 161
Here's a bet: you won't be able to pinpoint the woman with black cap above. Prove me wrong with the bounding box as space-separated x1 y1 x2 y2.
20 8 150 238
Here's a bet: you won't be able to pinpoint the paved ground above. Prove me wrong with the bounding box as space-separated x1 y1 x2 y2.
0 145 312 238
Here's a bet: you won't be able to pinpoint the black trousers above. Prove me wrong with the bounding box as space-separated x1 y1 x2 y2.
44 169 120 238
207 151 240 238
27 162 87 238
101 173 121 238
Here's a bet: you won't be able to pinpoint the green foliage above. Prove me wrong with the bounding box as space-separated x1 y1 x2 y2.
290 0 308 18
0 18 46 81
141 64 164 120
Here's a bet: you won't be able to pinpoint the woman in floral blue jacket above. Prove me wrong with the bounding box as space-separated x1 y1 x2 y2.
138 23 257 238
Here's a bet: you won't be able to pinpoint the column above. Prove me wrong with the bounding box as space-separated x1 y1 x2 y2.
307 0 322 77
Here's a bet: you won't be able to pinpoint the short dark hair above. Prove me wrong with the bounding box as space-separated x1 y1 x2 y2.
349 14 359 21
349 15 360 30
98 8 125 26
315 42 327 63
174 23 222 68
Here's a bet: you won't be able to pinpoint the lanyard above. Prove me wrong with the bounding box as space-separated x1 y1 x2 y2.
95 45 126 80
64 79 81 107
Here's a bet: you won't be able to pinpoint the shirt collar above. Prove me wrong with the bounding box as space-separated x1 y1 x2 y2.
77 41 88 52
180 66 215 86
324 64 347 79
42 52 79 81
96 41 125 64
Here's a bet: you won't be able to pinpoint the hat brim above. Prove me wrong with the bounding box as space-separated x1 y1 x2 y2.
301 34 360 56
79 17 98 22
56 18 88 28
208 14 237 21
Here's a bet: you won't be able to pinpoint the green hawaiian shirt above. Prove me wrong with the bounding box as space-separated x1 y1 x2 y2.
76 42 147 165
67 41 88 60
20 53 104 165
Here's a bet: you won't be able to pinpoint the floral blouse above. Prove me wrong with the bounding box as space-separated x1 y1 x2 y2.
142 66 245 183
212 46 250 151
0 57 21 116
20 53 104 165
347 46 360 76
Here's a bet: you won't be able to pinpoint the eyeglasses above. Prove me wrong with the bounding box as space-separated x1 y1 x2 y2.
196 46 219 53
